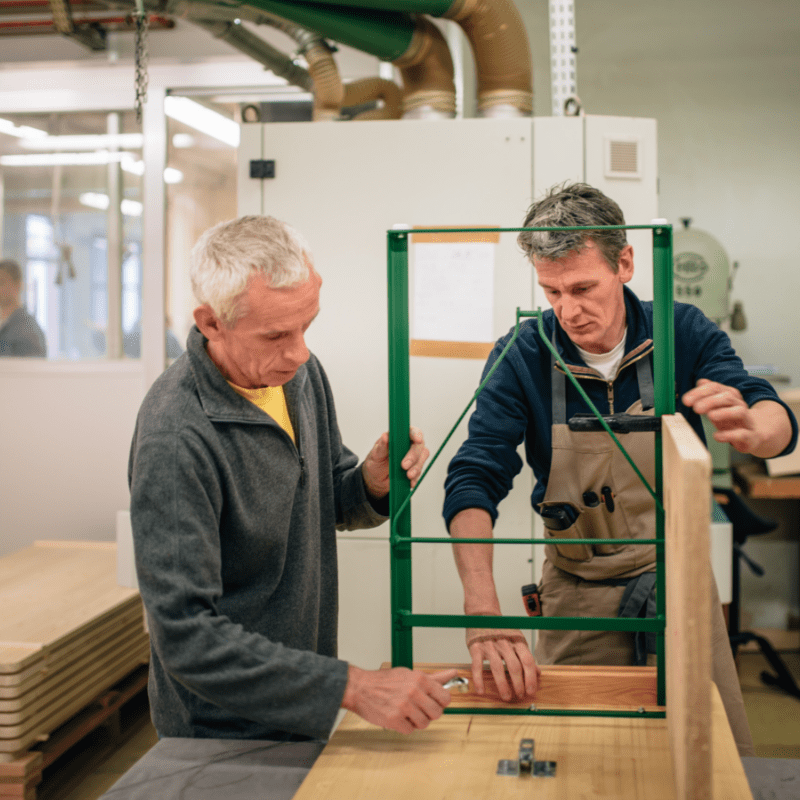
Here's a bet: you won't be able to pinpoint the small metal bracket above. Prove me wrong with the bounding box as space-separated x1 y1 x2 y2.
496 759 519 777
518 738 534 772
249 159 276 179
497 739 556 778
534 760 557 777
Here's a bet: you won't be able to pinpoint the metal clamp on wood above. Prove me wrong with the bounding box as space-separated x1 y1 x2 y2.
443 676 469 693
496 738 556 778
568 413 662 433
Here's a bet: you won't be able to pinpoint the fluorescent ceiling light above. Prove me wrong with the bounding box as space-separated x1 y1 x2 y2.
172 133 195 148
121 199 143 217
79 193 143 217
163 167 184 184
164 96 240 147
121 155 145 176
0 150 135 167
0 117 47 139
20 133 144 151
79 192 110 210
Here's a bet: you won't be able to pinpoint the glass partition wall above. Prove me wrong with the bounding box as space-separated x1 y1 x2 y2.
0 110 143 359
0 75 310 366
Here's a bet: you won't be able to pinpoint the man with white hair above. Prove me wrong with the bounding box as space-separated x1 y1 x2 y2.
129 215 456 743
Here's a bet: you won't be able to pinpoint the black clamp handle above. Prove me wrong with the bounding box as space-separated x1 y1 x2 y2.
568 413 661 434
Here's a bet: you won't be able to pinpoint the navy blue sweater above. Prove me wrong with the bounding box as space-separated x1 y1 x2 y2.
443 287 797 529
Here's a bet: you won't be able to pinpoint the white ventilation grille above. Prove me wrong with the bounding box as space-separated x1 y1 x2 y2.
604 137 642 179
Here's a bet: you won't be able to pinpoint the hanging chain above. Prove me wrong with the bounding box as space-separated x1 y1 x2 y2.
134 7 150 123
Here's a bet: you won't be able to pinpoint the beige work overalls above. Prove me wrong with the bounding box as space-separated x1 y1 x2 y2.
533 341 754 756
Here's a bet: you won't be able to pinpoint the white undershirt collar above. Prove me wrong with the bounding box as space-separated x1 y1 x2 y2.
574 327 628 381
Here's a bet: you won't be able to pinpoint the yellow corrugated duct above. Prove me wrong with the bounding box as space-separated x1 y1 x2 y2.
303 40 346 120
343 78 403 120
443 0 532 116
308 12 456 120
394 15 456 118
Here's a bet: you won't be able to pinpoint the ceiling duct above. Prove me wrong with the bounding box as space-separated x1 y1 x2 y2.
235 0 531 117
233 0 455 118
393 14 455 119
441 0 532 117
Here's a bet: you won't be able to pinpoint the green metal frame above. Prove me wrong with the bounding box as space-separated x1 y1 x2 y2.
387 224 674 717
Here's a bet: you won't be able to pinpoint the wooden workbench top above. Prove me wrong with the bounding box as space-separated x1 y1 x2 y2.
292 679 750 800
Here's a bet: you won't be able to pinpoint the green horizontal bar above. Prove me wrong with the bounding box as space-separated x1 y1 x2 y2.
393 536 659 546
444 708 666 719
405 224 668 234
399 613 665 632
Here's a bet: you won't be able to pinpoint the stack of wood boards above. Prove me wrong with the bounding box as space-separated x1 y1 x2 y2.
0 541 149 757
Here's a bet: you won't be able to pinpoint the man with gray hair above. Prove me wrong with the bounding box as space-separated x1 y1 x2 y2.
444 183 796 757
0 258 46 357
129 215 457 744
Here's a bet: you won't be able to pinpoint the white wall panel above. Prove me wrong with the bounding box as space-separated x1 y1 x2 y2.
0 362 144 556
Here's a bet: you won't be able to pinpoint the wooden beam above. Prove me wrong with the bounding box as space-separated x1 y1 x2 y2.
662 414 713 800
414 664 659 710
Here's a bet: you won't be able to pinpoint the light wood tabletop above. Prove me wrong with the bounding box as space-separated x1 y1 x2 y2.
291 668 751 800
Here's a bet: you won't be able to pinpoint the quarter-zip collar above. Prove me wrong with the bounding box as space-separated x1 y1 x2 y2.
186 325 308 426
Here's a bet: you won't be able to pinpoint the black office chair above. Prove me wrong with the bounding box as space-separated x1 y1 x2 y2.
714 486 800 700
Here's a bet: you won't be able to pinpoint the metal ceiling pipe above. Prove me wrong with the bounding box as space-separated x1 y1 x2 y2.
238 5 345 120
187 17 314 90
179 2 409 120
180 4 347 120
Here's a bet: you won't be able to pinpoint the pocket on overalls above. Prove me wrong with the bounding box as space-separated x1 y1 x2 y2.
583 500 628 556
539 501 592 562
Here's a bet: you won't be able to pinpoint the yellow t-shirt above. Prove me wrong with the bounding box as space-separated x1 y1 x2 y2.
228 382 295 444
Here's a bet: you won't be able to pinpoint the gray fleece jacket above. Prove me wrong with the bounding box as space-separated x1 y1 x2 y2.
128 326 387 740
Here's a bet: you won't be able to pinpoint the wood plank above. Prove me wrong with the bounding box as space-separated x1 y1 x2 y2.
663 414 712 800
0 604 146 695
710 683 752 799
0 541 150 756
409 340 495 360
0 628 150 716
290 680 749 800
0 639 150 753
0 543 140 664
414 664 659 710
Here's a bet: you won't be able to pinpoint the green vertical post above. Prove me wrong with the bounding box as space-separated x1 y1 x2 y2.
387 230 413 668
652 225 674 706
